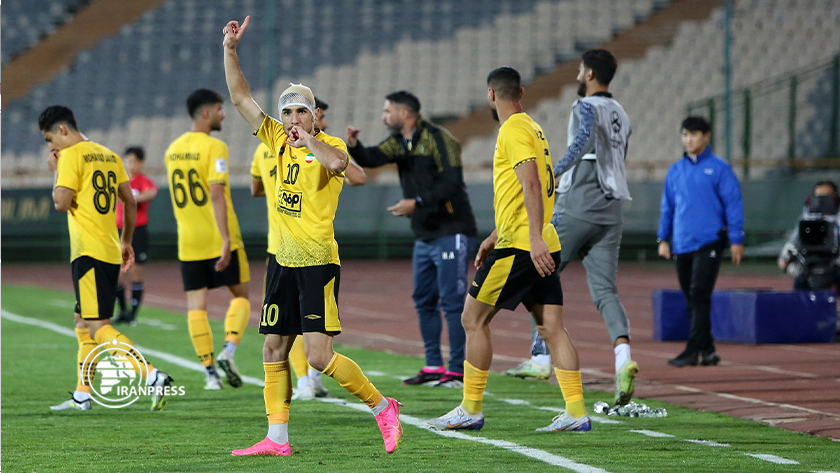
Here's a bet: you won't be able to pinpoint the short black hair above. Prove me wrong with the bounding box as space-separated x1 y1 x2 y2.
385 91 421 114
581 49 617 86
125 146 145 161
814 181 838 193
681 116 712 134
38 105 78 132
187 89 223 118
487 67 521 100
314 97 329 111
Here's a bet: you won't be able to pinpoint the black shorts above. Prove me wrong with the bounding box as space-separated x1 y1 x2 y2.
133 225 150 264
180 248 250 291
468 248 563 311
260 258 341 336
71 256 120 320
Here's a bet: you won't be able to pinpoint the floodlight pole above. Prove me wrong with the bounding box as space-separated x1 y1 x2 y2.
723 0 733 162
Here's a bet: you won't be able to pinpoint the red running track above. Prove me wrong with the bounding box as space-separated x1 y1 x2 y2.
5 260 839 440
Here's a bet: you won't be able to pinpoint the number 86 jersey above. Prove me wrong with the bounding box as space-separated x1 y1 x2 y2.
255 115 346 268
55 141 130 264
165 132 244 262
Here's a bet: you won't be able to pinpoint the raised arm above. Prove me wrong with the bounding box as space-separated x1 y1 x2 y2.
222 16 266 131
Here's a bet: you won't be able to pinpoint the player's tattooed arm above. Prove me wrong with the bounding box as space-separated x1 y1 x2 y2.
223 15 266 131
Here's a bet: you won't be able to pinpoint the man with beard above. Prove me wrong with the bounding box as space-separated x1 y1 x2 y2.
346 91 477 388
223 16 402 456
507 49 638 408
165 89 251 391
427 66 590 433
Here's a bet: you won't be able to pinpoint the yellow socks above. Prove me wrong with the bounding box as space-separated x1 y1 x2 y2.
92 324 156 378
75 328 97 393
462 360 488 415
289 336 309 381
322 352 382 409
264 361 291 425
224 297 251 346
188 310 214 367
556 368 587 418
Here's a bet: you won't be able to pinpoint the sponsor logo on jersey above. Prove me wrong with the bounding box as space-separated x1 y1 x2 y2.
277 188 302 217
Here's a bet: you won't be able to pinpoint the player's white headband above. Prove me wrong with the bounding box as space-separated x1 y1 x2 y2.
278 83 316 117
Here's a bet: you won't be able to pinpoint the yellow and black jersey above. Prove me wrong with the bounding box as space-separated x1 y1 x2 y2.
492 112 560 252
165 132 244 261
254 115 345 267
55 140 129 264
251 140 282 255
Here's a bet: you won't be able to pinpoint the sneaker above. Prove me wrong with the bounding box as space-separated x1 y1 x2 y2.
402 367 445 386
536 413 592 432
504 359 551 379
375 397 403 453
205 373 223 391
427 405 485 431
667 350 699 367
50 394 92 411
217 351 243 388
614 359 639 406
311 375 329 398
232 437 291 456
700 352 721 366
150 371 174 411
291 384 315 401
434 373 464 388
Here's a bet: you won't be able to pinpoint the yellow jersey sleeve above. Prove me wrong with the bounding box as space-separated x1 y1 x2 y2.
500 119 537 169
55 148 81 192
207 140 230 186
250 147 262 179
255 115 286 157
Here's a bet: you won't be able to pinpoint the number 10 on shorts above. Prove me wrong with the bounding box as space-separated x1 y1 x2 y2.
261 304 279 327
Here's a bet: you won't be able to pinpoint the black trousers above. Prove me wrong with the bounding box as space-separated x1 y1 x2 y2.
676 240 724 354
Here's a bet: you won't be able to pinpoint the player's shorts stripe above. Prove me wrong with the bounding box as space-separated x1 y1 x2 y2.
324 276 341 332
79 268 99 319
477 254 515 306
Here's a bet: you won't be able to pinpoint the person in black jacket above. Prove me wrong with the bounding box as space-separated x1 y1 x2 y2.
347 91 477 387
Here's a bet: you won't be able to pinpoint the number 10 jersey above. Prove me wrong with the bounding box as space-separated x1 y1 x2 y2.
165 131 244 262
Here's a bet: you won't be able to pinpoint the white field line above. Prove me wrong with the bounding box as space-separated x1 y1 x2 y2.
2 309 610 473
673 385 840 420
743 453 800 465
630 430 675 438
686 439 730 447
499 399 623 425
135 318 179 331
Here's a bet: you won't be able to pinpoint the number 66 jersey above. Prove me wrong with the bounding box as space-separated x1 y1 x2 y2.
55 141 130 264
255 115 346 268
165 132 244 262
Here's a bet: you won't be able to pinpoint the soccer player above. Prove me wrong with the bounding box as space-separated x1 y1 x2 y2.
511 49 639 407
41 106 172 411
252 96 366 401
428 67 590 432
165 89 251 390
114 146 158 326
223 16 402 456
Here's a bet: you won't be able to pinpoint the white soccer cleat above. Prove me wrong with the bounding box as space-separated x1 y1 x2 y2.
291 384 315 401
204 374 223 391
216 351 243 388
311 375 329 398
50 394 92 411
150 371 174 411
427 405 485 431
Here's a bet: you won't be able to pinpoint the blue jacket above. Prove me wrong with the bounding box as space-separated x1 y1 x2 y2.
657 146 745 255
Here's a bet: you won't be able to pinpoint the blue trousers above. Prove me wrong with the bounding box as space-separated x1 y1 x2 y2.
412 234 473 374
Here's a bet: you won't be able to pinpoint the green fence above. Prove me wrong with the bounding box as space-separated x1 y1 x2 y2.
3 179 834 263
687 54 840 177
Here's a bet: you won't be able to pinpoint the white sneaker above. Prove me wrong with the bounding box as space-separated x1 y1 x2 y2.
50 394 92 411
291 384 315 401
204 374 223 390
311 375 329 398
150 371 174 411
216 351 243 388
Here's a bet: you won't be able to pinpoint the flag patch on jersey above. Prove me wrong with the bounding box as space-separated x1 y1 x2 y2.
215 158 228 173
305 153 315 163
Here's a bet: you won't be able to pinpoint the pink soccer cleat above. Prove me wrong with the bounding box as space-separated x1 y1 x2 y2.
375 397 403 453
231 437 291 456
